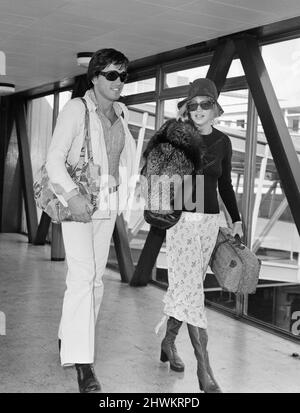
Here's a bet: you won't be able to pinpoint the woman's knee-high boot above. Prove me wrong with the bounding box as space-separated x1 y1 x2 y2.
160 317 185 372
187 324 222 393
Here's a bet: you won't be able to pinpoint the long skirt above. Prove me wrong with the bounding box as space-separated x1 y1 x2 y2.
163 212 220 328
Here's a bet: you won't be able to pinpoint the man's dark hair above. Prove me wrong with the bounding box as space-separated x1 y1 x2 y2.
87 48 129 89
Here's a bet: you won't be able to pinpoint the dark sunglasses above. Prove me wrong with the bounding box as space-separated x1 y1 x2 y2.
97 70 128 82
187 100 215 111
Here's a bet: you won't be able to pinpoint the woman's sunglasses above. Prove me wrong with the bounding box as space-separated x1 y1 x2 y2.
187 100 215 111
97 70 128 82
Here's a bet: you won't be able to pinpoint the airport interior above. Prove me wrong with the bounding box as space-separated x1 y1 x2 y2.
0 0 300 393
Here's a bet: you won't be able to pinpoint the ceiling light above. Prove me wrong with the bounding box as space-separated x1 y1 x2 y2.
0 82 15 96
77 52 93 68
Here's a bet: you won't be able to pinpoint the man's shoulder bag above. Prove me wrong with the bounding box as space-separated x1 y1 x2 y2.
33 98 100 223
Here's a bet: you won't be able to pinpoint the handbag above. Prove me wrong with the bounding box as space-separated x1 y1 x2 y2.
33 98 101 223
209 227 261 294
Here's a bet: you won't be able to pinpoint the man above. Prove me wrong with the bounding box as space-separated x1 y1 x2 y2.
46 49 136 393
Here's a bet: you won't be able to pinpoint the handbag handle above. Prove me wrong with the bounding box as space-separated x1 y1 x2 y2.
210 230 245 265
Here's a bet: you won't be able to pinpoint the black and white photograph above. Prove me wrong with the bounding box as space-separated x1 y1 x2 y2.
0 0 300 398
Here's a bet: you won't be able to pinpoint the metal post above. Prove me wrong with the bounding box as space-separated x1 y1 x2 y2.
113 214 135 283
155 65 164 130
251 144 269 247
240 92 258 316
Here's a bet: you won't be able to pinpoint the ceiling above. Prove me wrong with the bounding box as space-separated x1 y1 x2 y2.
1 0 300 93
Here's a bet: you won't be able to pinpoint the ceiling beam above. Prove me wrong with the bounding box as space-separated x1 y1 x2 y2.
10 16 300 101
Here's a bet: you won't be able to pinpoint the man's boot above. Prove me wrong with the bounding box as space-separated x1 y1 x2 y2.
75 364 102 393
187 324 222 393
160 317 185 372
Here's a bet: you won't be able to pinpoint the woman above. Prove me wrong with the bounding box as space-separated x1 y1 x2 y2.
145 78 243 393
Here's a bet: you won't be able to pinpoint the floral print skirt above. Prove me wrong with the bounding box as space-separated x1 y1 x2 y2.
163 212 220 328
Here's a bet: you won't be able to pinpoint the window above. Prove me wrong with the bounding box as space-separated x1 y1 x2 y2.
28 95 54 181
245 111 300 337
122 78 155 96
122 102 157 266
227 58 244 78
59 90 72 112
165 65 209 88
22 91 71 234
262 38 300 154
292 119 299 132
163 98 184 122
21 94 54 232
237 119 245 128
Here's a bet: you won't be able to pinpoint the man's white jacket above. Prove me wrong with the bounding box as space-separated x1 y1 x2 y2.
45 90 137 215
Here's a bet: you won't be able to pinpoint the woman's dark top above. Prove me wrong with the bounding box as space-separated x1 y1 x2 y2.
183 127 240 223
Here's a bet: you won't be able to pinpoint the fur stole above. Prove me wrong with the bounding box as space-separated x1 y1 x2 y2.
143 118 204 172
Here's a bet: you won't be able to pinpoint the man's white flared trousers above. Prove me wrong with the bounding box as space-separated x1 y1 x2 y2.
58 211 117 366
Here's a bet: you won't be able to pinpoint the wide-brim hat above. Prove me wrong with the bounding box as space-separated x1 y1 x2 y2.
177 78 224 116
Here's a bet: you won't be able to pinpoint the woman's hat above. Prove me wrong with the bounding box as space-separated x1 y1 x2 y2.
177 78 224 116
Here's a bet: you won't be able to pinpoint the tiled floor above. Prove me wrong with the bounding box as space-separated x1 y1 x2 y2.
0 233 300 393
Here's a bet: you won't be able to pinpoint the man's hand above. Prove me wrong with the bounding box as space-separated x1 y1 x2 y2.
67 194 93 223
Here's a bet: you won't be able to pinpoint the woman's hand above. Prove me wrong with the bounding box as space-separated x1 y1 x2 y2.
232 221 243 239
67 194 93 223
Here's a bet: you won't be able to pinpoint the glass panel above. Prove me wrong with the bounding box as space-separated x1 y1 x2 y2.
59 90 72 112
108 102 157 268
164 98 183 121
122 78 156 96
217 89 249 130
262 38 300 156
22 91 71 235
29 95 54 179
165 65 209 88
164 58 244 89
227 58 244 78
245 112 300 338
21 95 54 233
127 102 156 156
205 291 237 311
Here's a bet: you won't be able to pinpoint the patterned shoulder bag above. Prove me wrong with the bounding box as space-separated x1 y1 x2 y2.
33 98 101 223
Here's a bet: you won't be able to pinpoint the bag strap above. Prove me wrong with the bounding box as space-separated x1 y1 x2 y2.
79 97 93 162
67 97 94 177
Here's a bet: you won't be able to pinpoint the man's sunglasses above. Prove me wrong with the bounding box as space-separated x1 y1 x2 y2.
187 100 215 111
97 70 128 82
